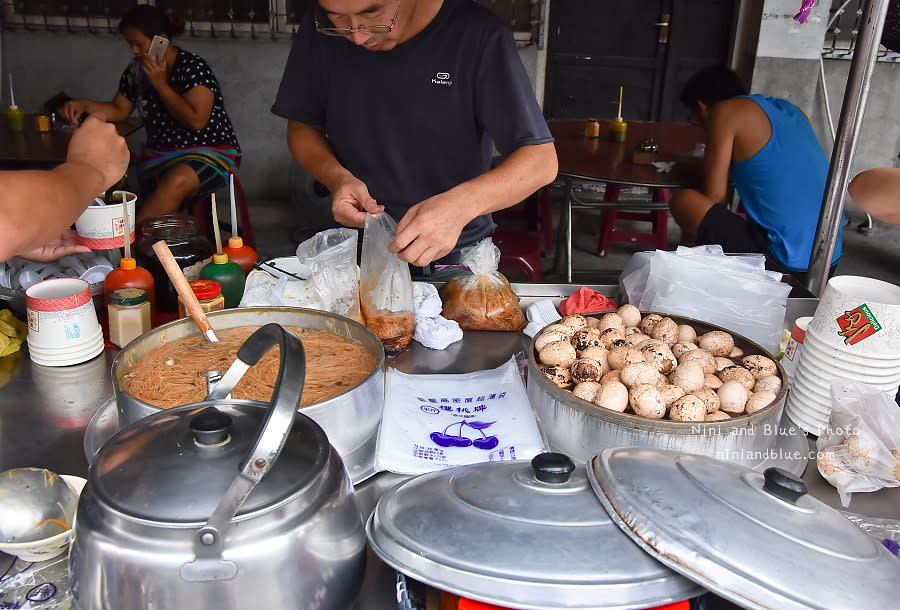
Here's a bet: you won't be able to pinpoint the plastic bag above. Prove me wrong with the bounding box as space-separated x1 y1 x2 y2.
294 228 361 320
619 245 791 352
438 237 526 331
816 379 900 507
374 356 545 475
359 212 415 353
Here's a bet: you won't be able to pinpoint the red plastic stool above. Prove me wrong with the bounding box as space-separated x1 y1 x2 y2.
492 229 542 281
188 171 256 250
597 187 670 256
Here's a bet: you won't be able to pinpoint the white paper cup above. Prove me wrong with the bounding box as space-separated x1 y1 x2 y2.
25 278 103 366
798 344 900 381
781 316 811 383
804 326 900 368
806 275 900 357
74 191 137 250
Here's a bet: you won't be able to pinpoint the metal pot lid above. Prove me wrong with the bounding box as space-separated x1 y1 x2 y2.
588 447 900 609
367 452 703 610
91 400 332 522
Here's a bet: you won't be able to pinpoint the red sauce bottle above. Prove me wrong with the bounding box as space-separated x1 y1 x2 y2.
104 257 156 316
222 236 258 275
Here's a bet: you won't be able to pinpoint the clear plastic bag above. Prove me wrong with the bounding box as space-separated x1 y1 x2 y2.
619 245 791 352
816 379 900 507
359 212 415 353
294 227 361 320
438 237 525 331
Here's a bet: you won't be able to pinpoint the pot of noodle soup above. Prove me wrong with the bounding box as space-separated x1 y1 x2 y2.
111 307 385 482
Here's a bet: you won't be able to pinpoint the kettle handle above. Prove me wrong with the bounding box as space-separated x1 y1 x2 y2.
181 323 306 582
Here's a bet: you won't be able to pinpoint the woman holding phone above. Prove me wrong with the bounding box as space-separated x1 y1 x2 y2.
61 5 240 223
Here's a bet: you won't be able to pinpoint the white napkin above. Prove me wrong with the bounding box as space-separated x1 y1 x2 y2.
651 161 676 173
411 281 463 350
523 298 562 337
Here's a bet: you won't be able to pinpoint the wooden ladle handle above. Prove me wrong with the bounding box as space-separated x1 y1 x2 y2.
151 240 219 342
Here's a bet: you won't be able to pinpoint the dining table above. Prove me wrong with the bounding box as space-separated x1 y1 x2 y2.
548 119 706 282
0 114 142 169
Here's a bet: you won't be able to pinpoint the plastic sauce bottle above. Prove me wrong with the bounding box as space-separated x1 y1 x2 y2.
108 288 152 348
198 253 244 308
178 280 225 318
6 104 25 133
608 117 628 143
222 236 258 275
104 257 156 315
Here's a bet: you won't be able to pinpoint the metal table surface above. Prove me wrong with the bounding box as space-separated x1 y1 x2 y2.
1 284 898 608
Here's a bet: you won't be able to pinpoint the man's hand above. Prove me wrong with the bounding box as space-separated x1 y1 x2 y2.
331 176 384 228
16 230 91 262
389 194 470 266
66 116 130 192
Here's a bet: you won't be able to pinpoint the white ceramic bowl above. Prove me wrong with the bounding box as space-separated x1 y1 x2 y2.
0 474 86 561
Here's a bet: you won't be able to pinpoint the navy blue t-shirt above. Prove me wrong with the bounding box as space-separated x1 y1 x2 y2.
271 0 553 250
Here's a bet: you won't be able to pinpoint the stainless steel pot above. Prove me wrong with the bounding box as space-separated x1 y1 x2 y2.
527 313 789 467
111 307 385 482
70 324 367 609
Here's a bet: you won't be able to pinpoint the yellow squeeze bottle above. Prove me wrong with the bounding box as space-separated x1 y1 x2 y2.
6 74 24 133
608 85 627 143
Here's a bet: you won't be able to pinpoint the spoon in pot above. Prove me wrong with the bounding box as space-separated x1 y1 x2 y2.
151 240 219 343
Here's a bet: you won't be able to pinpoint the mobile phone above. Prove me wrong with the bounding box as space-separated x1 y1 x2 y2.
148 35 169 61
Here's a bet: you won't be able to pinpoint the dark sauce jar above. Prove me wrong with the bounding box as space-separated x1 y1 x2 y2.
134 215 214 313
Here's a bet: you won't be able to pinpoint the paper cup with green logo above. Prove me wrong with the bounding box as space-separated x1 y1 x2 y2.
806 275 900 358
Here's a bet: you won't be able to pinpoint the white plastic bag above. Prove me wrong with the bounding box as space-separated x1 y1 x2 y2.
619 245 791 352
359 212 415 352
816 379 900 507
375 356 546 475
294 228 361 320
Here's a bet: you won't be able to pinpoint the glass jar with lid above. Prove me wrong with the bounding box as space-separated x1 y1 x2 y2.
134 215 214 313
177 279 225 318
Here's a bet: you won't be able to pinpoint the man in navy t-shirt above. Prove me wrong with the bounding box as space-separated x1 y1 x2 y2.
272 0 558 267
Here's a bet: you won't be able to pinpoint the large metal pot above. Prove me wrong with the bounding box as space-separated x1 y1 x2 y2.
111 307 385 482
70 324 367 609
527 313 789 467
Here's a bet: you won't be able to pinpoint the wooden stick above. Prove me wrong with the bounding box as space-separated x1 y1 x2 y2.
211 193 222 254
151 240 219 342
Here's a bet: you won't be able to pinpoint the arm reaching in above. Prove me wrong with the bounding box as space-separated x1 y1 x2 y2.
0 116 131 262
389 142 558 266
848 167 900 226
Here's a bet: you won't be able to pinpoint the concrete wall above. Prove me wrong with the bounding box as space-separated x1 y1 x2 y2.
1 29 545 202
752 0 900 173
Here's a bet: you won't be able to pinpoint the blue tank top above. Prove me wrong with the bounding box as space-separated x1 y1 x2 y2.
730 95 841 271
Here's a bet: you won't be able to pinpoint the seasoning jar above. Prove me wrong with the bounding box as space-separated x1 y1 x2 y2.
177 279 225 318
584 118 600 138
108 288 152 349
134 215 214 313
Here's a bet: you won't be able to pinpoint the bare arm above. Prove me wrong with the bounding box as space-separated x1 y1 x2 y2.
848 167 900 225
390 141 558 266
286 120 384 228
0 116 130 262
61 92 134 124
142 56 214 130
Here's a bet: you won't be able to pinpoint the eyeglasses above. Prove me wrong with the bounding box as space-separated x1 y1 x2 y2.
315 0 402 36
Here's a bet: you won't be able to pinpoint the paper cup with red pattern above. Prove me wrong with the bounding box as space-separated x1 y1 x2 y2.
25 278 103 365
805 275 900 358
74 191 137 250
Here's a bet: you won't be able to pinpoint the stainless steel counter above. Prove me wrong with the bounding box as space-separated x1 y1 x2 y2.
1 285 898 609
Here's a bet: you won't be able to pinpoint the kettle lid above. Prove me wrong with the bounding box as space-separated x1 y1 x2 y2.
92 401 331 523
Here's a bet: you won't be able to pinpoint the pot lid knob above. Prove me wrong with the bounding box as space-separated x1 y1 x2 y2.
531 452 575 484
762 466 807 504
190 408 232 446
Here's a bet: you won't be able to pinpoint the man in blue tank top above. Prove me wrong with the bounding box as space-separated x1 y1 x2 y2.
670 66 841 282
272 0 558 269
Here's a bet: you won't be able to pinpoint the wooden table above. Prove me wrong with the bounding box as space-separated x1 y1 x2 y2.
548 119 706 281
0 114 142 169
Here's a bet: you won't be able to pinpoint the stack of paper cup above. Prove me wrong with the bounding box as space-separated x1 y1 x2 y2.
785 275 900 434
780 316 811 384
25 278 104 367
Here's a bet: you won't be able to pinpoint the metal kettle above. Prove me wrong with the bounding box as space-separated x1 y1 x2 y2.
69 324 367 609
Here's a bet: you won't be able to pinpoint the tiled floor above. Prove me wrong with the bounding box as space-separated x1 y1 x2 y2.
233 183 900 289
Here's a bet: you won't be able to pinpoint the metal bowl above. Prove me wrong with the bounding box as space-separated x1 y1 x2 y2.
526 312 789 467
110 307 385 483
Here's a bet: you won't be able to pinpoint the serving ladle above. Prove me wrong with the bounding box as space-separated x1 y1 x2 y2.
0 468 79 544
